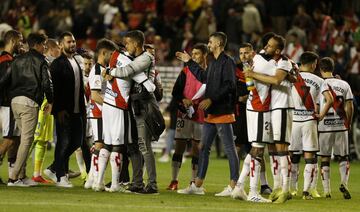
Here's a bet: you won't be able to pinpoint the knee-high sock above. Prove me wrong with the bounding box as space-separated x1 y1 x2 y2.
279 155 291 193
249 157 261 194
171 153 182 181
270 154 281 190
339 160 350 186
321 162 331 194
290 162 299 191
75 149 87 179
237 154 251 189
310 162 319 190
92 149 100 182
260 157 268 186
110 152 122 187
34 140 48 177
96 148 110 185
191 156 198 182
304 159 316 192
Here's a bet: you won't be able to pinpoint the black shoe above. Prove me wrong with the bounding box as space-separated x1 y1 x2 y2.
260 184 272 195
137 186 159 194
105 181 112 188
126 185 144 193
339 184 351 199
68 170 81 179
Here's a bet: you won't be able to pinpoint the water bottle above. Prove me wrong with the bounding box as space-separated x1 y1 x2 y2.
243 62 255 91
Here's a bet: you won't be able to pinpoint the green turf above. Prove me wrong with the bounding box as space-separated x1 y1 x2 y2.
0 148 359 212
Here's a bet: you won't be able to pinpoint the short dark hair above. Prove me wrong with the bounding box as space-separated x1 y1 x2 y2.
239 42 253 50
95 38 118 53
3 30 22 45
58 31 74 43
261 32 275 48
300 51 319 65
46 38 58 49
27 33 47 48
272 34 286 51
319 57 334 72
82 51 93 60
210 32 227 47
124 30 145 47
193 43 208 54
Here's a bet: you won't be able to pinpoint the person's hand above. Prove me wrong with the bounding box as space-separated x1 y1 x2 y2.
243 67 254 78
315 113 325 121
102 69 114 81
182 98 192 108
58 110 69 125
175 51 191 63
43 103 52 115
199 98 212 110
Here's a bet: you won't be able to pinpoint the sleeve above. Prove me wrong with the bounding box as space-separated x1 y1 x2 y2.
50 59 64 112
0 62 11 90
131 72 156 92
345 84 354 101
277 59 292 73
171 69 187 103
208 59 236 102
320 80 330 94
185 60 207 83
42 62 53 104
89 69 102 91
110 53 152 78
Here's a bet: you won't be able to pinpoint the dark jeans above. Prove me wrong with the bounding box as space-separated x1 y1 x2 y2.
54 113 83 180
197 122 239 182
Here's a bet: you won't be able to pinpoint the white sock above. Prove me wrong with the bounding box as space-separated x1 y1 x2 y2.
237 154 251 189
339 160 350 186
303 163 315 192
279 155 291 193
270 155 281 190
321 165 331 194
75 149 87 176
110 152 122 187
96 148 110 185
92 153 100 183
310 163 319 190
249 157 261 194
86 154 95 182
290 162 299 191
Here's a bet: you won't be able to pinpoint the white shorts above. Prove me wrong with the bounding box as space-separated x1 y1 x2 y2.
102 103 133 146
289 120 318 152
247 110 272 143
90 118 103 142
271 109 292 144
318 131 349 157
0 106 20 137
175 118 202 141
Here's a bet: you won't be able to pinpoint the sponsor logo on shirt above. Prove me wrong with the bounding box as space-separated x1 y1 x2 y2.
324 118 345 126
105 88 118 98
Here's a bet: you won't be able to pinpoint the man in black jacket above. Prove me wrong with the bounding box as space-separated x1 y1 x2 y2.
7 32 53 186
176 32 239 195
44 31 86 188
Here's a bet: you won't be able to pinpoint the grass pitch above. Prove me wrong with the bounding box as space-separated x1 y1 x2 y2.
0 148 359 212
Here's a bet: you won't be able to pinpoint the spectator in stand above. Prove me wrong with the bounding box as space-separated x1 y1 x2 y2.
242 0 263 42
194 4 216 43
285 32 304 64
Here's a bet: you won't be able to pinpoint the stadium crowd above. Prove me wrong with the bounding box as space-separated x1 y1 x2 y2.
0 0 359 204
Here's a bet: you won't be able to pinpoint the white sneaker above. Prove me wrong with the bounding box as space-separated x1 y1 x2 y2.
44 169 57 183
158 154 170 163
215 185 233 197
93 182 105 192
108 185 120 192
56 176 73 188
177 182 205 195
231 186 248 200
84 174 94 189
247 192 272 203
7 179 30 187
21 177 39 186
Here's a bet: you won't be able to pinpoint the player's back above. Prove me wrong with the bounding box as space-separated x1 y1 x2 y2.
292 72 323 122
318 77 353 132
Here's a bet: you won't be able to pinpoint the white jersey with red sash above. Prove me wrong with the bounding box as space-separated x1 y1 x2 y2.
89 63 106 118
318 78 353 132
292 72 323 122
246 54 274 112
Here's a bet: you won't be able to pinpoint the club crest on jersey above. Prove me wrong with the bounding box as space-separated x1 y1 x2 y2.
105 88 118 98
116 61 122 67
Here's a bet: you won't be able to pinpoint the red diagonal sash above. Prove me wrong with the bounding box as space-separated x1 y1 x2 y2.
328 86 349 129
294 74 315 111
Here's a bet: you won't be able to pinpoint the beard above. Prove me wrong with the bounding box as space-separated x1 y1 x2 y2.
64 46 76 54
